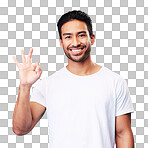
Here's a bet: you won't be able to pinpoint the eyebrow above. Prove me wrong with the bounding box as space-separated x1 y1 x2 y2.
63 33 71 36
77 31 87 34
63 31 87 36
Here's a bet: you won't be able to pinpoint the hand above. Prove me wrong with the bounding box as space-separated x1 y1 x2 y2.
13 48 42 87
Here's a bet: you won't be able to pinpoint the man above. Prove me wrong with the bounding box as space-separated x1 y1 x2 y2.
12 10 135 148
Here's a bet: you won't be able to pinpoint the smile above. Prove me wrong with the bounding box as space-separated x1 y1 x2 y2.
70 48 84 55
71 49 81 52
69 45 86 55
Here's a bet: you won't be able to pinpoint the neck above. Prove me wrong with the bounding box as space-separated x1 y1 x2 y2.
66 55 96 76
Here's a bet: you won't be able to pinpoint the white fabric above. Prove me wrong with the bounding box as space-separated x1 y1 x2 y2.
30 66 135 148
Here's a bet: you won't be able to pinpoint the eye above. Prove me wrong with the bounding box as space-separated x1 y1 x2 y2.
79 34 86 38
65 36 71 39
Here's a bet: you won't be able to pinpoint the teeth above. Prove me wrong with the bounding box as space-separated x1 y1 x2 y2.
72 49 81 52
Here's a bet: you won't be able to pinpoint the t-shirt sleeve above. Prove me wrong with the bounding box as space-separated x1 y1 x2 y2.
115 78 135 116
30 78 47 107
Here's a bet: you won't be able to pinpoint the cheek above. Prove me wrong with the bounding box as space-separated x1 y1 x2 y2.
80 37 89 44
62 40 67 46
62 41 70 49
82 39 90 46
63 39 70 44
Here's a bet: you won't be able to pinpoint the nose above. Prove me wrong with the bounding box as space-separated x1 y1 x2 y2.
71 36 80 47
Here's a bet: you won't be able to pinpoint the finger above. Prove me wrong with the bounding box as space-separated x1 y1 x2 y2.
21 50 26 64
35 61 39 66
33 62 40 72
12 56 21 69
35 65 40 72
35 62 40 68
31 63 36 71
27 48 33 64
37 67 42 78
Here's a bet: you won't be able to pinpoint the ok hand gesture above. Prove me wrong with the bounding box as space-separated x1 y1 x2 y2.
13 48 42 87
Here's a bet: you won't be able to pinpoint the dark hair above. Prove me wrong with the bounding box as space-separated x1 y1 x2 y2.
57 10 93 40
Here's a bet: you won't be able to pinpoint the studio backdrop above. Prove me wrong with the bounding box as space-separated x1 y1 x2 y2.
0 0 148 148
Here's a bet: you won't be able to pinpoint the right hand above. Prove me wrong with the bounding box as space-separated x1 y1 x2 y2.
13 48 42 87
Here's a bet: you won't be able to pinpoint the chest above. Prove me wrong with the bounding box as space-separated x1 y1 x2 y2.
46 78 115 117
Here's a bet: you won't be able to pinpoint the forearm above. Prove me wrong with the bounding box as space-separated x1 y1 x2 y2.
12 84 32 135
116 131 134 148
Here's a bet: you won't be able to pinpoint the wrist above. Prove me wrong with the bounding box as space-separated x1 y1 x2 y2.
19 83 32 90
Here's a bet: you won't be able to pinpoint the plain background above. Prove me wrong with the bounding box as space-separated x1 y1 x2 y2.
0 0 148 147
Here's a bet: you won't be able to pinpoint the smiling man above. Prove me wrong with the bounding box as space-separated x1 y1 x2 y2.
60 20 92 63
12 10 135 148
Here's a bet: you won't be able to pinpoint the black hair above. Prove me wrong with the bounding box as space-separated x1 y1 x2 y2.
57 10 93 40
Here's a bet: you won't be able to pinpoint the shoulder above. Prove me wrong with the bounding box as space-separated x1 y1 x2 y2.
103 66 125 84
101 67 128 94
33 67 66 86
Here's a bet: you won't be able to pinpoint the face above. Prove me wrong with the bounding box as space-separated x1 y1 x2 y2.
59 20 95 63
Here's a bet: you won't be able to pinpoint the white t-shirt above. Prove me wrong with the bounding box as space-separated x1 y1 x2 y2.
30 66 135 148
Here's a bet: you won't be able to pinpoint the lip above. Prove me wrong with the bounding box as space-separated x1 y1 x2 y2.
70 48 84 55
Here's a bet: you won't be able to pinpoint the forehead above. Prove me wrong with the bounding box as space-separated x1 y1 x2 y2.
61 20 88 34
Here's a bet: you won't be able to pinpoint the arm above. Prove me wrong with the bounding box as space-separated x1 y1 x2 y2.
12 85 46 135
12 48 44 135
115 113 134 148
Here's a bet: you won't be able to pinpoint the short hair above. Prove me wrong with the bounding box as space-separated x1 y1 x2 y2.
57 10 93 40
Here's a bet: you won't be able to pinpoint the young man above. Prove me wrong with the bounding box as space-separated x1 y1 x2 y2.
12 10 135 148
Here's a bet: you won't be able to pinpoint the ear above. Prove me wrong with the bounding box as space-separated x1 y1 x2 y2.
90 34 95 45
59 39 63 48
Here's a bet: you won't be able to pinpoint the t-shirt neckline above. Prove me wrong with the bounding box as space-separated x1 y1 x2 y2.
64 65 104 78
